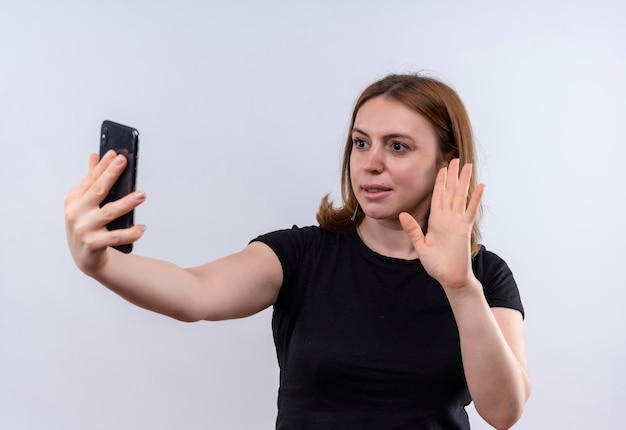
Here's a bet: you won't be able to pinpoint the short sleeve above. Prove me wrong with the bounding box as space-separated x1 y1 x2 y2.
473 247 525 318
250 225 319 289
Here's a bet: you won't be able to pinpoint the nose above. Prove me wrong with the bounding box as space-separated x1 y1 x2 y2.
363 143 384 173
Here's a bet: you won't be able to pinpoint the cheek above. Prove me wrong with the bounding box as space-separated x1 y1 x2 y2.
400 165 438 191
348 159 358 192
348 154 361 181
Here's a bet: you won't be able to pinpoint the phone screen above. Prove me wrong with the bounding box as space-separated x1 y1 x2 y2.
99 120 139 253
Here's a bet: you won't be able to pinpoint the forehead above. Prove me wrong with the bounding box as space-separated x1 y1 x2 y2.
353 96 435 138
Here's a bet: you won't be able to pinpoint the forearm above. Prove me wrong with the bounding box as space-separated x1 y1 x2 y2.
88 248 206 322
65 153 279 322
445 280 531 429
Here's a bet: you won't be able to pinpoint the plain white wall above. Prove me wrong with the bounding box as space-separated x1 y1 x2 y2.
1 1 625 428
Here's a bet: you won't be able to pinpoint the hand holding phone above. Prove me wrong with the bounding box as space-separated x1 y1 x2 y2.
99 120 139 253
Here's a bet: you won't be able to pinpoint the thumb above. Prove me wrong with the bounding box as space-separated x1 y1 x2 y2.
399 212 425 250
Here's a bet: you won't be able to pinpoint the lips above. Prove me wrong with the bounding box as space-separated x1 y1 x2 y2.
361 184 392 200
362 184 391 192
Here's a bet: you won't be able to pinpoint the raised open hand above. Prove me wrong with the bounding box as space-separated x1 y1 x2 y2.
64 151 146 275
399 159 484 290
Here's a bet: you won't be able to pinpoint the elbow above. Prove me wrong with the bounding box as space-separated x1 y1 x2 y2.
485 400 531 430
167 306 206 323
169 307 226 323
481 407 523 430
168 311 201 323
489 415 522 430
479 384 532 430
174 314 203 323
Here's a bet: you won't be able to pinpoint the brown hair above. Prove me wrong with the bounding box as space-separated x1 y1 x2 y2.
316 73 482 255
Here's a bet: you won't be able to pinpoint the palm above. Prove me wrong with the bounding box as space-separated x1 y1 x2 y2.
399 159 484 290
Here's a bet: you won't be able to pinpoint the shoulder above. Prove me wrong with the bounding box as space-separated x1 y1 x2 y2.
251 226 355 296
251 225 347 267
473 245 525 317
252 225 329 249
472 245 514 279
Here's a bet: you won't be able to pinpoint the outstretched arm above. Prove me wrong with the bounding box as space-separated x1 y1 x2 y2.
399 159 530 429
65 152 283 322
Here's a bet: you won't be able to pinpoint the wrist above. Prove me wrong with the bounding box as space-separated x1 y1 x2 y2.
81 247 113 279
441 276 483 302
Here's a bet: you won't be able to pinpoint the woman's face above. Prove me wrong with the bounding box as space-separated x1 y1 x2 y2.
349 95 445 225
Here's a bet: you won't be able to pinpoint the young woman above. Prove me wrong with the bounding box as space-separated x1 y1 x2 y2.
65 73 530 429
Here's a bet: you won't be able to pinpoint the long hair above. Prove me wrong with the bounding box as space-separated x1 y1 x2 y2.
316 73 482 255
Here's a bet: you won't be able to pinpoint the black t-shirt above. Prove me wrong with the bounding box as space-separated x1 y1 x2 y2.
253 226 524 430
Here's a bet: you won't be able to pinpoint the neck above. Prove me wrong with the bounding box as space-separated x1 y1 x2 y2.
357 216 424 260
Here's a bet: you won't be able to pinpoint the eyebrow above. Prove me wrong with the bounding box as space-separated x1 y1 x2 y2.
351 127 415 142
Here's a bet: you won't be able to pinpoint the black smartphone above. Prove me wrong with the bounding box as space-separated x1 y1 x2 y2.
99 120 139 254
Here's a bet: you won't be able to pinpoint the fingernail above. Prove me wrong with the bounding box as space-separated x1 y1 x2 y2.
134 190 146 200
114 155 125 165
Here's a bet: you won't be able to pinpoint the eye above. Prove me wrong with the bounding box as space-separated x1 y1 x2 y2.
391 141 407 152
352 138 367 149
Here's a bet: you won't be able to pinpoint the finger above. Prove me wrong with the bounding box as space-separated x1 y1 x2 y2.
443 158 461 209
65 152 113 212
399 212 425 249
464 183 485 222
83 224 147 252
96 190 146 228
69 190 146 255
430 165 448 214
86 150 117 186
84 153 128 207
452 163 472 213
106 224 147 248
88 153 99 171
67 151 117 204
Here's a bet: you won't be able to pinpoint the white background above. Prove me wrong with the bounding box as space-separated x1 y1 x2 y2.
1 1 625 428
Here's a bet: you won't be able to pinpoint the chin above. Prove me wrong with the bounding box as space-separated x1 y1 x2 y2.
363 210 402 222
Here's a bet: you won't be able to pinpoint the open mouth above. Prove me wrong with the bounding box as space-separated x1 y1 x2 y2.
361 185 392 200
363 186 391 193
